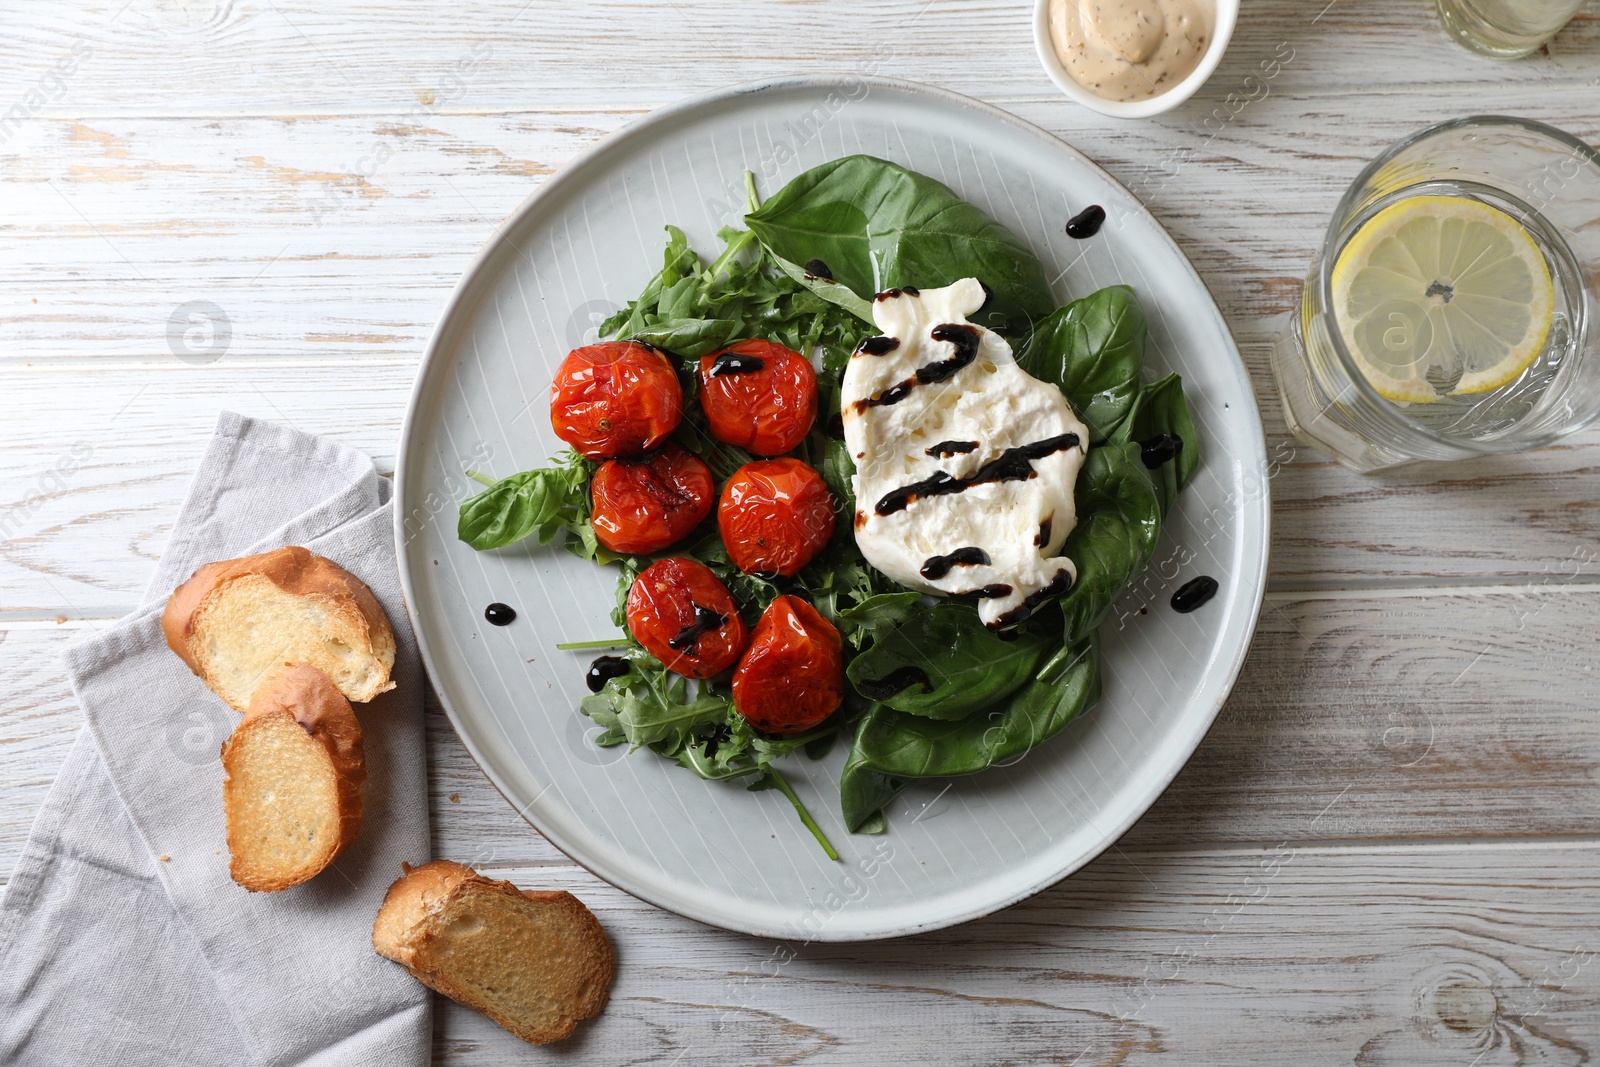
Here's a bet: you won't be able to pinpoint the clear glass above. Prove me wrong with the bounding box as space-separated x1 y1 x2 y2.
1271 116 1600 473
1435 0 1589 59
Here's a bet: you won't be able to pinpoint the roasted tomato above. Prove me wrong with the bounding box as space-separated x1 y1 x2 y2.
589 445 714 555
625 558 748 678
732 595 843 735
550 341 683 459
697 339 818 457
718 458 835 577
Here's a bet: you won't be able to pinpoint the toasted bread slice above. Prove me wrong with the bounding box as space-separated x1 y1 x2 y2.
372 860 613 1044
222 664 366 892
163 546 396 710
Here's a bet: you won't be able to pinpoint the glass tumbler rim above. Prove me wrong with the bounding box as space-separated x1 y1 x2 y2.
1310 115 1600 457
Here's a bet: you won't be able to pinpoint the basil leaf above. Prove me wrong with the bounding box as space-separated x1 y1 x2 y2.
745 155 1054 335
1057 442 1162 643
840 735 910 833
1113 372 1200 519
1016 285 1146 442
457 455 590 551
846 634 1099 780
845 600 1052 721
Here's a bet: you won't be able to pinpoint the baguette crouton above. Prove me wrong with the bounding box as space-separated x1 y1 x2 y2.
222 663 366 891
163 546 396 710
372 860 613 1044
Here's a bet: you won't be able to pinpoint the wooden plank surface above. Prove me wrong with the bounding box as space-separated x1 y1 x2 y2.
8 584 1600 874
3 1 1596 114
7 0 1600 1060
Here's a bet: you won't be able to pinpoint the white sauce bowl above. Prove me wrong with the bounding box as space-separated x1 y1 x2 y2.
1032 0 1240 119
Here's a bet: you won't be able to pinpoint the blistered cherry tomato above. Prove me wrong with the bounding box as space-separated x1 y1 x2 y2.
718 458 835 577
589 445 714 555
697 339 818 457
550 341 682 459
732 595 843 736
625 558 748 678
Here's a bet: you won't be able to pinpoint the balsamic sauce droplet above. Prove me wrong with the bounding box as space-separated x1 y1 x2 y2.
668 604 728 651
585 655 630 692
926 439 978 458
1066 204 1106 239
708 350 765 376
1140 433 1184 469
857 335 900 356
803 258 833 280
484 602 516 626
1170 576 1219 614
855 665 933 701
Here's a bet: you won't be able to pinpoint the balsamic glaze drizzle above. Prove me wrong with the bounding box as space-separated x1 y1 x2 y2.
1140 433 1184 469
1034 516 1053 548
920 546 990 581
1170 576 1219 614
857 335 900 356
990 569 1075 630
667 604 728 651
965 583 1014 600
917 323 981 384
855 665 934 701
1066 204 1107 239
873 286 920 301
874 433 1081 517
708 350 765 376
852 380 915 412
925 439 979 458
803 258 833 280
484 602 516 626
585 655 630 693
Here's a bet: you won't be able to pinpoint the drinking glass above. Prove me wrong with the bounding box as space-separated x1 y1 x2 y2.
1435 0 1589 59
1271 116 1600 473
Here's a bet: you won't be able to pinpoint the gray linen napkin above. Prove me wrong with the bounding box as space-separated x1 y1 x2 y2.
0 412 431 1066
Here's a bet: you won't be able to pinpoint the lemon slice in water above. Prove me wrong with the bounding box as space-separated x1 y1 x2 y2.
1330 195 1553 403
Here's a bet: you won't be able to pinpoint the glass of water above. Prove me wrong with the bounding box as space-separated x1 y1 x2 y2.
1271 116 1600 473
1436 0 1589 59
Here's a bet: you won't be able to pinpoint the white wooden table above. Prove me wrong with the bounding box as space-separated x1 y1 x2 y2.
6 1 1600 1061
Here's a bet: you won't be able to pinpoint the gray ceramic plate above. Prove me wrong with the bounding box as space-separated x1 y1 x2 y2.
395 76 1269 941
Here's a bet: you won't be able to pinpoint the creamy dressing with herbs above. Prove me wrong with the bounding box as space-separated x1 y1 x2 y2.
1048 0 1213 103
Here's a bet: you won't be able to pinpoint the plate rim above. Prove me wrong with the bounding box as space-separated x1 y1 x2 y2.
394 72 1272 941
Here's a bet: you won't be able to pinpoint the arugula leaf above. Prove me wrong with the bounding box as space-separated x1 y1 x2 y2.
834 591 922 650
1057 442 1162 644
1016 285 1146 442
845 635 1099 782
745 155 1054 336
579 658 731 751
845 600 1053 721
1113 372 1200 519
458 452 592 551
766 247 876 325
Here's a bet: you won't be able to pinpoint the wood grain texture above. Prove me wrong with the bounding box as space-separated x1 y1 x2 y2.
2 0 1596 115
7 586 1600 876
7 0 1600 1059
419 850 1600 1066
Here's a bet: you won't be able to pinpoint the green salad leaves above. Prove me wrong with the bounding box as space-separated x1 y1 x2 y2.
746 155 1055 336
456 155 1203 852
